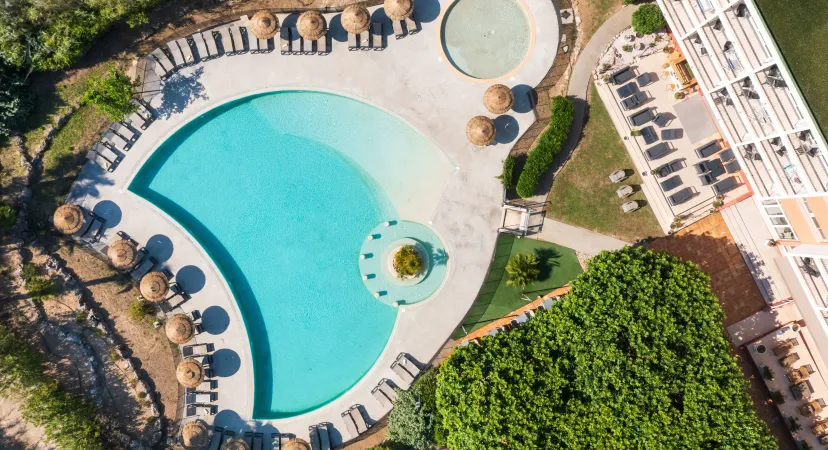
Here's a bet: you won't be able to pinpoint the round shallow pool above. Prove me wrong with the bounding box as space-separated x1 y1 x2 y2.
440 0 532 80
130 91 448 419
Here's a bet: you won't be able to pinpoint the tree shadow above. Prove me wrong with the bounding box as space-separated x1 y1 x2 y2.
534 247 561 281
155 66 208 120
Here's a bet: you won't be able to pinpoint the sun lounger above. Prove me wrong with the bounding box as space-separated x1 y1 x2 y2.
93 143 121 164
127 112 148 130
151 48 175 73
371 386 391 407
621 92 647 110
629 108 654 126
196 380 217 391
695 140 721 158
712 176 740 195
187 404 217 416
350 407 369 434
183 343 214 358
110 122 136 141
616 82 638 99
203 31 220 58
393 20 405 39
252 432 264 450
192 33 209 61
218 27 234 54
176 38 195 64
405 16 419 34
149 56 169 78
371 22 383 50
611 66 635 85
348 33 359 50
316 36 327 55
378 379 397 402
134 102 154 121
309 424 330 450
341 410 358 438
668 187 696 206
391 360 415 385
131 256 157 281
725 160 740 174
103 131 129 151
83 215 105 242
719 148 736 162
86 151 113 171
640 126 657 145
208 426 224 450
246 27 259 53
230 26 245 53
167 41 186 67
644 142 673 161
281 27 291 55
360 32 370 51
259 38 269 52
660 175 682 191
243 431 254 447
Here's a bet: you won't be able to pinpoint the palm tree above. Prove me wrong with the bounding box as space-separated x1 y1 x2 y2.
506 252 540 289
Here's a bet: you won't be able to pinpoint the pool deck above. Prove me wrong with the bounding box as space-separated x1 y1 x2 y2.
68 0 559 443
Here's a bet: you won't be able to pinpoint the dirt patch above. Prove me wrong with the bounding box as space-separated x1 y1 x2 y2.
573 0 624 47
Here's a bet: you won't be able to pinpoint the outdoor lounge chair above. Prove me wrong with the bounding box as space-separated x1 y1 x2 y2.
668 187 696 206
712 176 740 195
348 32 359 50
616 185 634 198
151 48 175 74
621 92 647 110
191 33 209 61
134 102 154 121
183 343 214 358
372 22 383 50
251 433 263 450
281 27 292 55
694 160 713 174
149 56 169 79
245 27 259 53
341 409 359 438
316 36 327 55
392 353 421 381
167 41 186 67
725 160 740 174
405 15 419 34
391 360 415 385
695 140 721 158
297 34 307 55
661 129 679 140
207 427 224 450
645 142 673 161
628 108 654 126
218 27 234 54
636 72 652 87
611 66 635 85
230 26 245 53
110 122 136 141
83 215 106 242
609 169 627 183
127 112 148 130
186 404 217 416
393 20 405 39
309 424 331 450
372 381 393 407
719 148 736 162
103 131 129 151
350 407 369 434
130 256 157 281
243 431 254 447
652 112 670 128
86 151 113 171
616 82 638 99
93 143 121 165
203 31 220 58
360 32 371 51
780 353 800 367
541 298 554 310
640 126 657 145
659 175 682 191
378 379 397 402
259 38 270 52
176 38 195 64
654 159 684 178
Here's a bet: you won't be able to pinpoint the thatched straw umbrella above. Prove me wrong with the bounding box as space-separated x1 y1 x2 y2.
341 5 371 35
384 0 414 20
221 437 251 450
250 10 280 39
166 314 195 345
466 116 496 146
484 84 514 114
107 239 138 270
176 359 205 388
181 420 210 449
283 439 311 450
140 272 170 303
53 204 86 235
297 11 327 41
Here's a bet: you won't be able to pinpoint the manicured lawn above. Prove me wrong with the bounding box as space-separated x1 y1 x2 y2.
546 84 662 242
755 0 828 140
452 234 582 337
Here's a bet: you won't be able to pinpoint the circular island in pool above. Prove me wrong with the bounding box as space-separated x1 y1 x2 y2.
440 0 533 80
129 91 452 419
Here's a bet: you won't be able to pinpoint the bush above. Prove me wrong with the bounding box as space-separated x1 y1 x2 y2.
771 390 785 405
497 155 516 189
516 97 575 198
0 203 17 229
623 0 636 4
387 369 444 450
0 60 31 138
21 263 54 302
393 245 423 279
632 4 666 35
437 247 776 449
82 67 137 121
762 366 773 380
505 253 539 289
128 299 154 322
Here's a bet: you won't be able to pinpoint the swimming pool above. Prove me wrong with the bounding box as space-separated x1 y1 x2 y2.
130 91 452 418
440 0 532 80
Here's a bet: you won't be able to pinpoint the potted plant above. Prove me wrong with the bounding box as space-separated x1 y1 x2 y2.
393 245 424 279
630 128 640 137
674 91 685 100
756 344 767 354
622 44 633 53
762 366 774 380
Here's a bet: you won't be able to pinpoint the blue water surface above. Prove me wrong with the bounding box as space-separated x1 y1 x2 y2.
130 91 415 418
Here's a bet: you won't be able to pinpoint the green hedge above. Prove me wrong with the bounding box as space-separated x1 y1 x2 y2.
516 96 575 198
497 155 516 189
632 4 666 35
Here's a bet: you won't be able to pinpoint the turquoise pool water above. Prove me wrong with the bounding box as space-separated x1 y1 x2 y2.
130 91 446 418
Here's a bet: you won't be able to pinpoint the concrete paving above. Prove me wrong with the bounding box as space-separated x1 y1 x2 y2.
530 219 627 255
68 0 559 444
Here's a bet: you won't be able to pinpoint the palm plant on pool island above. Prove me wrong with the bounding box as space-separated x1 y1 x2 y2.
505 252 540 289
394 245 424 279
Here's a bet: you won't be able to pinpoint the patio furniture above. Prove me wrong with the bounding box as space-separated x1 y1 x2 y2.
218 27 234 54
167 41 186 67
110 122 136 141
712 176 740 195
787 364 814 384
661 129 679 140
645 142 673 160
772 338 799 356
246 27 259 53
103 130 129 151
130 256 157 281
93 142 121 165
371 379 397 407
719 148 736 162
621 92 647 110
309 424 331 450
348 32 359 50
640 126 658 145
393 20 405 39
134 102 154 121
654 159 685 178
183 343 214 358
391 353 421 385
372 22 383 50
208 426 224 450
252 432 264 450
86 151 113 171
668 187 696 206
351 407 369 434
609 169 627 183
653 112 670 127
616 185 634 198
700 173 716 186
316 36 328 55
259 38 270 52
629 108 654 126
616 82 638 99
191 32 209 60
511 312 530 327
611 66 635 84
791 380 813 400
230 26 245 53
636 72 652 87
660 175 682 191
150 56 169 79
243 431 254 447
801 398 825 416
203 31 220 58
151 48 175 74
280 27 292 55
405 15 419 34
695 140 721 158
812 419 828 435
176 38 195 64
779 352 800 367
724 160 740 174
622 201 641 213
292 27 305 55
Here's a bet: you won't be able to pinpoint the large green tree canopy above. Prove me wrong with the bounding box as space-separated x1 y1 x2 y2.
0 58 32 137
437 247 776 450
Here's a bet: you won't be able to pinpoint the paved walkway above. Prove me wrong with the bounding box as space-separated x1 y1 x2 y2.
530 219 626 255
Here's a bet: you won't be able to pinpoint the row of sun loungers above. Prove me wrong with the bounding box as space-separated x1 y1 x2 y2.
205 427 304 450
85 100 154 172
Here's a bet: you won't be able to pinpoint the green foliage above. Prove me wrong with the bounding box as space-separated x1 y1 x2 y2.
436 247 776 449
788 416 801 432
0 203 18 229
21 263 54 302
497 155 516 189
387 369 444 450
505 252 539 289
0 327 103 450
393 245 423 279
632 4 666 35
771 390 785 405
516 97 574 198
0 0 160 71
0 59 32 137
128 299 154 323
81 67 137 121
623 0 636 4
762 366 773 380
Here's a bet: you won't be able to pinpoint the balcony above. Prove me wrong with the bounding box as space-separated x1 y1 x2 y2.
788 131 828 193
683 34 721 89
661 0 694 36
686 0 718 27
795 256 828 311
738 144 774 196
701 20 745 80
733 77 775 138
710 88 752 142
724 2 771 69
758 66 805 130
757 138 805 195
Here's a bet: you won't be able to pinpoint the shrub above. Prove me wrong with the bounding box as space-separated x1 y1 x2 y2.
128 299 154 322
771 390 785 404
516 97 575 198
437 247 776 449
762 366 773 380
497 155 516 189
0 203 17 229
21 263 54 302
393 245 423 279
505 253 540 289
387 369 444 449
632 4 666 35
82 67 137 121
0 60 31 138
788 416 801 432
623 0 636 4
622 44 633 52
